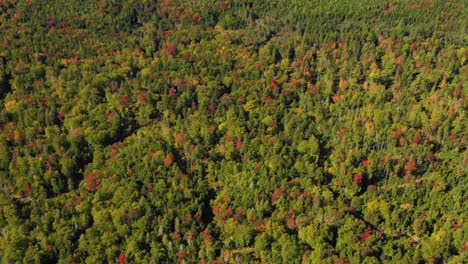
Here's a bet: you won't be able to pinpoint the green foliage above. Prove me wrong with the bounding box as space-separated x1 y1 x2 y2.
0 0 466 263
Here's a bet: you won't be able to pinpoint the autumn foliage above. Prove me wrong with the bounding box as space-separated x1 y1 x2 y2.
163 153 174 167
85 171 102 192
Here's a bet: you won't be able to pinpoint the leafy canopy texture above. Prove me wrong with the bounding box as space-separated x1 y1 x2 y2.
0 0 466 263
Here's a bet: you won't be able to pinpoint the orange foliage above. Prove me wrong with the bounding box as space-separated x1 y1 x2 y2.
163 153 174 167
23 183 31 195
85 171 102 192
176 250 185 261
202 228 214 246
287 217 296 229
404 160 417 176
271 187 282 203
174 132 185 146
412 134 422 144
168 86 177 96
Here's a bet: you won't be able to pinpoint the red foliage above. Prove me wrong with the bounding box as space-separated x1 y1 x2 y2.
45 158 54 170
359 228 372 242
189 163 196 173
310 85 318 95
191 14 202 22
353 173 363 185
208 104 216 114
404 160 417 176
219 1 231 9
171 232 181 241
33 79 41 88
202 228 214 246
235 139 242 151
109 148 119 157
120 95 129 105
462 241 468 252
149 151 155 157
289 78 300 87
271 187 282 203
23 183 31 195
212 203 221 216
174 132 185 146
184 214 192 223
107 112 115 121
66 198 73 207
109 4 122 13
147 187 155 193
209 124 216 133
407 2 422 9
45 16 56 27
167 43 177 55
220 207 233 221
187 231 195 241
410 43 418 51
85 171 102 192
56 111 65 121
362 160 369 168
117 253 127 264
138 91 148 101
412 134 422 144
178 170 187 178
163 153 174 167
287 217 296 230
271 80 279 89
233 209 246 222
334 258 350 264
168 86 177 96
254 220 266 232
428 151 434 162
194 213 202 222
385 4 398 12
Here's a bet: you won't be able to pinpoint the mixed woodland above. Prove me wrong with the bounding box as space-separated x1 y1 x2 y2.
0 0 467 263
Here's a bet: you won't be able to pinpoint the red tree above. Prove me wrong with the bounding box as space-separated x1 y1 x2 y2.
86 171 102 192
235 139 242 151
163 153 174 167
117 253 127 264
353 173 363 185
359 228 372 242
405 160 417 176
167 43 177 55
362 160 369 168
271 80 279 89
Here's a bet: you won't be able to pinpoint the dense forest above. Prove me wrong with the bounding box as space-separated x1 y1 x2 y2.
0 0 467 263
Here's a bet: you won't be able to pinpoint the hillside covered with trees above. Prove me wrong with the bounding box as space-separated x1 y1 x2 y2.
0 0 467 263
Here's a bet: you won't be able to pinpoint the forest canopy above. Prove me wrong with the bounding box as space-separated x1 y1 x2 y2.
0 0 467 263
